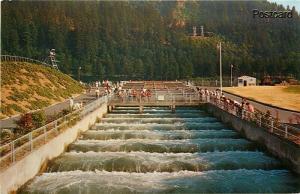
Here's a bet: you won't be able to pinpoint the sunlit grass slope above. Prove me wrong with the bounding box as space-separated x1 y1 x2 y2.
1 62 83 118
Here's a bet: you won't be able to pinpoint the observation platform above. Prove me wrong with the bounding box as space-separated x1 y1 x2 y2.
107 93 204 112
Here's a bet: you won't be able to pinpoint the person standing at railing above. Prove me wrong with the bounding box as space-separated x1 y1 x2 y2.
228 99 234 114
128 88 132 101
248 102 255 114
241 98 247 119
224 97 230 111
244 102 251 121
216 91 221 105
200 88 205 102
234 102 243 118
118 90 124 102
204 88 210 102
146 89 151 102
125 89 129 102
241 98 246 108
132 89 137 101
221 93 225 99
140 88 146 102
212 90 217 104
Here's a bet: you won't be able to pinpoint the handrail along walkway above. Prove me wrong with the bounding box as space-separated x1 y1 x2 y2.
0 95 108 171
204 95 300 145
110 91 300 144
1 55 51 67
1 91 299 171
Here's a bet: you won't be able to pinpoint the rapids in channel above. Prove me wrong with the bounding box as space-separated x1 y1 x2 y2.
19 107 300 193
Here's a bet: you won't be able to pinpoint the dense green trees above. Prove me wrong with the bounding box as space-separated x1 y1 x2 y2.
2 1 300 81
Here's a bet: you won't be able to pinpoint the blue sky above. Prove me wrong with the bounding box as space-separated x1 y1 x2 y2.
268 0 300 12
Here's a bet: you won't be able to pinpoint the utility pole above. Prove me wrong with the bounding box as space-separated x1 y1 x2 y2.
218 42 222 93
230 64 233 87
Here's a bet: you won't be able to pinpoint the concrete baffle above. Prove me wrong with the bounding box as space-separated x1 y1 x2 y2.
139 106 144 113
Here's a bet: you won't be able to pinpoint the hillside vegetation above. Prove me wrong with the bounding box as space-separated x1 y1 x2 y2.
0 62 83 118
2 1 300 81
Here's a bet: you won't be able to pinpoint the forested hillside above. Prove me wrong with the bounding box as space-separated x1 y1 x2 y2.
2 1 300 81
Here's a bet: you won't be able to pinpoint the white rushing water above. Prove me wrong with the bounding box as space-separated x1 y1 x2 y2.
19 107 300 193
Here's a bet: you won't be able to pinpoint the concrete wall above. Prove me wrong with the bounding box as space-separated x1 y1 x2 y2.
205 104 300 174
0 103 107 194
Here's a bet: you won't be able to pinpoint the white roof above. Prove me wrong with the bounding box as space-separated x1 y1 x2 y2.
238 75 256 79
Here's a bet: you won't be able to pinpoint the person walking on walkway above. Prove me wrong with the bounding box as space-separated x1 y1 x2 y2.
69 97 74 111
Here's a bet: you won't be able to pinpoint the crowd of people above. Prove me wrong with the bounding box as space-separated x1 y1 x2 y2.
85 80 154 102
70 80 113 111
82 80 271 123
196 87 256 120
115 87 152 102
86 80 113 98
84 81 261 119
66 80 295 143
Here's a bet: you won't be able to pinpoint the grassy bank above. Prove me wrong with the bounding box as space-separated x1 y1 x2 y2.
1 62 83 118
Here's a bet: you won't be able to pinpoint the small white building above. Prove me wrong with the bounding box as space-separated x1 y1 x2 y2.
238 76 256 87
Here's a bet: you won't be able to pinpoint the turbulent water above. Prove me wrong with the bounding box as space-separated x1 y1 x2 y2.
19 107 300 193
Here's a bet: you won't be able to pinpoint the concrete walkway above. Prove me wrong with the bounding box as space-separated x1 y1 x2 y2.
0 91 99 129
222 91 300 125
195 86 300 125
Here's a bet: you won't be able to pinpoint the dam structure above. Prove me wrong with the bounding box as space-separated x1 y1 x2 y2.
20 106 299 193
1 81 299 193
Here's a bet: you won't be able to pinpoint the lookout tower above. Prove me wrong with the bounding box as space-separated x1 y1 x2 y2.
49 49 59 69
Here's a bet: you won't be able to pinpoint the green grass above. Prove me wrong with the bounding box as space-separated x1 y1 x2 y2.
1 104 24 115
283 85 300 94
29 100 51 109
8 90 30 101
1 62 84 116
9 104 24 113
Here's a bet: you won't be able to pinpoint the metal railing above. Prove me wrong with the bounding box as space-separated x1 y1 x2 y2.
1 55 50 67
207 96 300 145
1 89 298 171
0 95 108 171
109 90 299 145
108 92 202 105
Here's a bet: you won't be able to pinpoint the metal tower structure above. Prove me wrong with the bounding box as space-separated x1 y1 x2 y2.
49 49 59 69
43 49 59 69
200 26 204 37
192 26 197 37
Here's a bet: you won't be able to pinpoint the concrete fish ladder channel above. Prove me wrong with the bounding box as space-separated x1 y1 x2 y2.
18 106 300 193
0 100 108 194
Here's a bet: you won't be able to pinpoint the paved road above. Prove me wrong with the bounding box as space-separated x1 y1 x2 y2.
0 91 98 129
